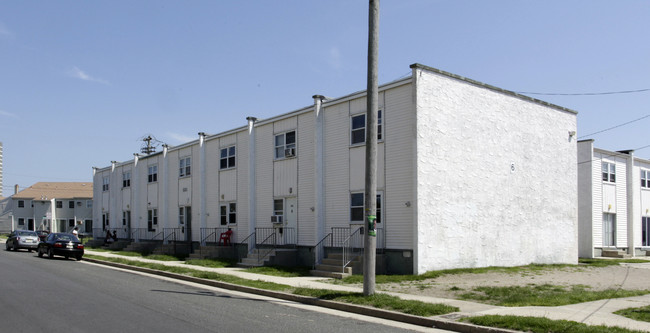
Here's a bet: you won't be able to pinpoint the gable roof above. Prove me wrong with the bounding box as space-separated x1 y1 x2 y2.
12 182 93 200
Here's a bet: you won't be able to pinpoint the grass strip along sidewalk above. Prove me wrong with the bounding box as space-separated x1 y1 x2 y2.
464 315 648 333
84 254 457 317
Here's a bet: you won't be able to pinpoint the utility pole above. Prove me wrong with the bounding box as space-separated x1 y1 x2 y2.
363 0 379 296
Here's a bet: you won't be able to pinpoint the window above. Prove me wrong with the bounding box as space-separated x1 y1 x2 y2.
351 111 383 145
147 209 158 231
69 201 75 209
123 211 130 226
148 165 158 183
643 217 650 246
274 131 296 159
273 199 284 216
351 114 365 145
87 200 93 208
18 218 25 226
220 203 237 225
179 157 191 177
68 219 75 227
602 162 616 183
179 207 185 225
56 201 63 209
123 171 131 188
603 213 616 247
220 146 236 169
18 200 24 208
102 176 110 191
350 192 382 223
642 170 650 189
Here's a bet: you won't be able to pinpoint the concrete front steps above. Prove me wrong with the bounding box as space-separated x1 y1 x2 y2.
187 245 236 260
151 242 191 257
310 253 361 279
237 248 277 268
602 249 632 258
122 241 158 254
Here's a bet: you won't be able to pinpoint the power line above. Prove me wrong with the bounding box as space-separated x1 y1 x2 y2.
578 114 650 139
516 88 650 96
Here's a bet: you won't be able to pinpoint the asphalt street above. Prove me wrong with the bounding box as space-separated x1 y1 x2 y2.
1 249 440 333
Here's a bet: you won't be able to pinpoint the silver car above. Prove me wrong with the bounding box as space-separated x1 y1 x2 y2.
5 230 40 252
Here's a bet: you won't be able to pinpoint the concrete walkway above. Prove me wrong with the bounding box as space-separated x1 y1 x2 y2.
84 249 650 332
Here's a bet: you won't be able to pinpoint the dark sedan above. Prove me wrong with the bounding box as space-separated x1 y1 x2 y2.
37 233 84 260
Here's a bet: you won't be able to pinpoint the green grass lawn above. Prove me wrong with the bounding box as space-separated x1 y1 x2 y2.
615 305 650 322
458 284 650 307
84 254 458 317
465 315 646 333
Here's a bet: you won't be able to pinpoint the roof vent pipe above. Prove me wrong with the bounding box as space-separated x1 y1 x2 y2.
14 184 19 195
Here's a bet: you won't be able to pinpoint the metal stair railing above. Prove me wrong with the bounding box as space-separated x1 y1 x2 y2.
342 226 363 273
313 232 332 268
199 227 231 258
257 232 276 265
240 231 256 262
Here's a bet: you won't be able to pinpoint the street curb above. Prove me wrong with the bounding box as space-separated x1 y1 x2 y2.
83 257 517 333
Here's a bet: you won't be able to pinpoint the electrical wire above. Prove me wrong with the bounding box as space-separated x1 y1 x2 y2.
578 114 650 139
516 88 650 96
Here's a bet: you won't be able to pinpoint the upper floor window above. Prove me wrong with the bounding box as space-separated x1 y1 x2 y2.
275 131 296 159
351 110 383 145
642 170 650 189
68 201 74 209
179 157 191 177
122 171 131 188
148 165 158 183
87 200 93 208
350 192 382 224
17 200 24 208
602 162 616 183
56 201 63 209
220 146 236 169
102 176 110 191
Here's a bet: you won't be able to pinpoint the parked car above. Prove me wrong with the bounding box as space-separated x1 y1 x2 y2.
5 230 39 252
37 233 84 260
36 230 50 242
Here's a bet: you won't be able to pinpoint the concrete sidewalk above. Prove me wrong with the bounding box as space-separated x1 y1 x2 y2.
84 249 650 332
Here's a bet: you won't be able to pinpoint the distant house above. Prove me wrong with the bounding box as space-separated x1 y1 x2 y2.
578 140 650 257
1 182 93 234
94 63 578 274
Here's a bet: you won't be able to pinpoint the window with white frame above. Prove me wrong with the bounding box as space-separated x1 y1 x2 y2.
122 211 130 226
18 218 25 226
56 201 63 209
220 203 237 225
274 131 296 159
351 111 383 145
271 199 284 223
148 165 158 183
102 176 110 191
602 162 616 183
86 200 93 208
18 200 24 208
179 157 191 177
68 201 74 209
123 171 131 188
220 146 236 169
642 170 650 189
147 209 157 231
350 192 382 223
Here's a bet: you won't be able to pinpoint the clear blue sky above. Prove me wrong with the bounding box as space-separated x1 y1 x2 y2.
1 1 649 197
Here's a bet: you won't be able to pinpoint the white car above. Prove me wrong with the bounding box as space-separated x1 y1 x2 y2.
5 230 40 252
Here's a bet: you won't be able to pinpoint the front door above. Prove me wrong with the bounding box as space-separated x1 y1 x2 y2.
285 197 297 244
180 206 192 242
603 213 616 247
28 219 34 230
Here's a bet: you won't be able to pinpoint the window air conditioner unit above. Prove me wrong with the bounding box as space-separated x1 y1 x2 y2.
271 215 283 224
284 148 295 158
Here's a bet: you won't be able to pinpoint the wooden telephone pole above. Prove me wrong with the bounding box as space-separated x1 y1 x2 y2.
363 0 379 296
